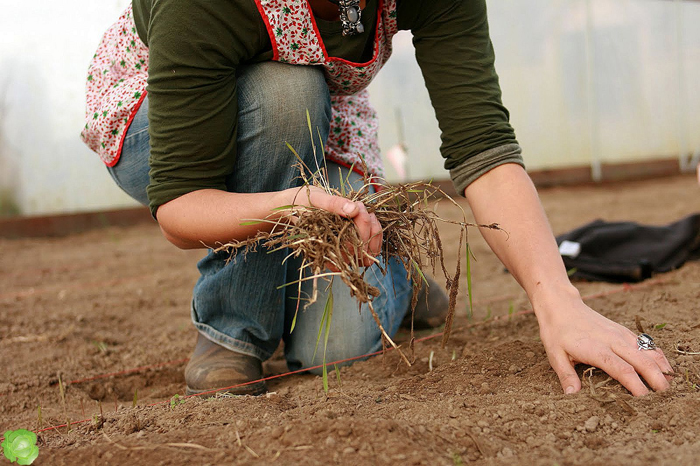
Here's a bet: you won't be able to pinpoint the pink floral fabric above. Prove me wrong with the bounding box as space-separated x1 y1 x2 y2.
257 0 398 177
81 6 148 166
82 1 398 175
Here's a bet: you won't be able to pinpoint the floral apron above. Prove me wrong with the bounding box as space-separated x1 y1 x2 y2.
81 1 398 177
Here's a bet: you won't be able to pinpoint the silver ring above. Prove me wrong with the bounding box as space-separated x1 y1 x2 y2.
637 333 656 351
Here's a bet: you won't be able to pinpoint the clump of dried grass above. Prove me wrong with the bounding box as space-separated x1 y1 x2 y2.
214 116 500 364
214 158 499 365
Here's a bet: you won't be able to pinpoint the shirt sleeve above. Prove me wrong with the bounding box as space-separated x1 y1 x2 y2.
141 0 268 217
397 0 524 195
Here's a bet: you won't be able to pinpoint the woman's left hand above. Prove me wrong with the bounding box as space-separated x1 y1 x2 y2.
535 288 674 396
463 164 674 396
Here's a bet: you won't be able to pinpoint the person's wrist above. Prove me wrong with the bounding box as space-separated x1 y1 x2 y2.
528 280 582 321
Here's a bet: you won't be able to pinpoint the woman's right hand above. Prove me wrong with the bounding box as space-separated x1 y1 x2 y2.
283 185 383 268
156 186 381 258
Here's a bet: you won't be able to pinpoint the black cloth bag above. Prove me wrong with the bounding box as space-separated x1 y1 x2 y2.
555 213 700 283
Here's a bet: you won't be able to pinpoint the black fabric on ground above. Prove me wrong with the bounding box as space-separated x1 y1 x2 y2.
555 213 700 283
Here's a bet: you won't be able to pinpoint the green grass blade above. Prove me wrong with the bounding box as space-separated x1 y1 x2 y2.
289 264 307 334
338 166 346 197
312 302 328 363
322 286 334 393
344 162 356 193
323 288 333 353
290 307 298 333
316 127 326 157
322 362 329 393
466 243 473 319
285 141 302 161
412 260 428 287
306 109 315 154
271 205 295 211
334 364 342 388
313 283 334 362
240 218 288 227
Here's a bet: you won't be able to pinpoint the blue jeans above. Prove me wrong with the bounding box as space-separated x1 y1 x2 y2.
108 61 411 373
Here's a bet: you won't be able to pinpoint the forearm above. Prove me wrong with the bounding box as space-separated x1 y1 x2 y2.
155 186 380 259
464 163 579 315
156 189 293 249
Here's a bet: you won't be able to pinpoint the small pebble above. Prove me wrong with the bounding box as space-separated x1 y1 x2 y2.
585 416 600 433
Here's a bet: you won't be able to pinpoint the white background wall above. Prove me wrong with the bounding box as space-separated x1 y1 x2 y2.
0 0 135 215
372 0 700 182
1 0 699 216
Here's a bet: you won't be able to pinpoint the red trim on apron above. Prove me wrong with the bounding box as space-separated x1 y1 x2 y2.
109 91 148 168
255 1 280 61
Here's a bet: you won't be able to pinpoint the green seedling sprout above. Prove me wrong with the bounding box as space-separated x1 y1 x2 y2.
92 341 108 353
334 364 342 388
466 243 474 319
312 284 334 393
170 394 186 409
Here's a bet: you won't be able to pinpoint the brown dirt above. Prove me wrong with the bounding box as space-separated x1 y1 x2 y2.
1 175 699 466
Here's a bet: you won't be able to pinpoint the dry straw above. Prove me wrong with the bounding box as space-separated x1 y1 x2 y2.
213 113 500 367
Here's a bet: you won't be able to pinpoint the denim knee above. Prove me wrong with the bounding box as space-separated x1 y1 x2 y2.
284 257 412 374
236 62 331 176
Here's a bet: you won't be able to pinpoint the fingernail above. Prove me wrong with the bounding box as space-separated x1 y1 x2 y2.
342 203 355 215
565 386 575 394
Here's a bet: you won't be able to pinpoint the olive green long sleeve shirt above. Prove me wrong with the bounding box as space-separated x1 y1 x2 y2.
132 0 523 216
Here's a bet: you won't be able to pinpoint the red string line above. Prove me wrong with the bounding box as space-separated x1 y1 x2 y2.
65 359 190 386
1 277 669 440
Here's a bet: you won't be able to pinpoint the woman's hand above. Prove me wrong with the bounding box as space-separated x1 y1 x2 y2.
464 163 673 396
157 186 381 259
534 285 673 396
285 185 383 268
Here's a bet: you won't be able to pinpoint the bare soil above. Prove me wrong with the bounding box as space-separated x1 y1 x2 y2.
1 175 699 466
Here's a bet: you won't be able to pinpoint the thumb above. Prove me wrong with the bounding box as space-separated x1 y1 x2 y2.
301 188 357 216
549 351 581 394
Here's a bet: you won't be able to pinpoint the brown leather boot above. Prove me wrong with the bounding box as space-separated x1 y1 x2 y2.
185 333 267 396
401 276 449 330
